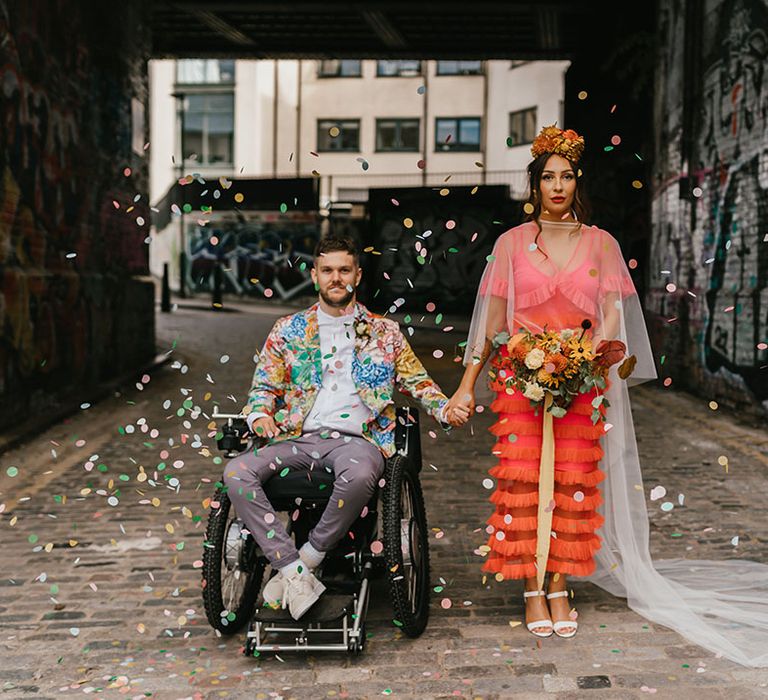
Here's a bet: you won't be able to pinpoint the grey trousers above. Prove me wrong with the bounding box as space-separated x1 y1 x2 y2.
222 432 386 568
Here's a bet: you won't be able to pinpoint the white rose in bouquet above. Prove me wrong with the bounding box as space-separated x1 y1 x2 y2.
524 348 546 370
523 381 545 402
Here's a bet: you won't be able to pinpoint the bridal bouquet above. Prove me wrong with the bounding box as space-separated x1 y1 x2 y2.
488 320 634 423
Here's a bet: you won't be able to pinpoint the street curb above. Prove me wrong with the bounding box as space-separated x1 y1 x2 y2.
0 351 173 456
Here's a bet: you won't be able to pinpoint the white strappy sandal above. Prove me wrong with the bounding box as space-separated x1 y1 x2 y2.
523 590 554 638
546 590 578 638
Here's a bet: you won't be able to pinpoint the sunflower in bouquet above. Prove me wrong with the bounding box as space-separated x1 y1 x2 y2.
488 320 631 423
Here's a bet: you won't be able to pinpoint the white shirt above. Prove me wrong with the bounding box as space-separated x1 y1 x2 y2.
248 307 373 436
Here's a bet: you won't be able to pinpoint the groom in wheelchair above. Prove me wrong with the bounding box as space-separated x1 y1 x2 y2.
222 235 469 621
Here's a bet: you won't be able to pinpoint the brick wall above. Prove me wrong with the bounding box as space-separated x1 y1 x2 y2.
650 0 768 415
0 1 155 430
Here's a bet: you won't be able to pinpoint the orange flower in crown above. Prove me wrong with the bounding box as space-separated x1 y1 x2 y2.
530 124 585 163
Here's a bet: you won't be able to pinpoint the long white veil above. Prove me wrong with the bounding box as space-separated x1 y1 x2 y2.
464 223 768 667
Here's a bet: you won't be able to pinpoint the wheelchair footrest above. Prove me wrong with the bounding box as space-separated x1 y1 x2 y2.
253 593 354 624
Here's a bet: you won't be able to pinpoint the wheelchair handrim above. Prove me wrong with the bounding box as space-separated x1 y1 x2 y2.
220 515 250 611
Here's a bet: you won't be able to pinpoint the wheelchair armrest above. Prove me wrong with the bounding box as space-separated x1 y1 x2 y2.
394 406 423 472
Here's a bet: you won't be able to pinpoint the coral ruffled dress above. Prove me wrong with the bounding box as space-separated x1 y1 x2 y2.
476 219 631 581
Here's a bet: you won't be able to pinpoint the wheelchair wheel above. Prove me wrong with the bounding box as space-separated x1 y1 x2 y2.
382 454 430 637
202 487 266 634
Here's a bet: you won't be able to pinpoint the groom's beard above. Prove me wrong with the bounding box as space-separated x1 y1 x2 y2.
319 285 355 308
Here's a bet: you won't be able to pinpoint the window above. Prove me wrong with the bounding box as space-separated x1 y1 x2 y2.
176 59 235 84
317 59 362 77
436 60 482 75
182 93 234 165
377 60 422 77
508 107 538 147
317 119 360 152
435 117 481 151
376 119 420 151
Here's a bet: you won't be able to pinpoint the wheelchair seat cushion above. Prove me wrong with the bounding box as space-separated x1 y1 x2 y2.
263 465 336 505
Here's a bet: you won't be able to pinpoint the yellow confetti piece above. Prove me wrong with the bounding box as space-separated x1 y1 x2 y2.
44 542 54 553
151 497 160 507
329 126 340 137
165 524 175 534
80 488 91 496
632 180 643 189
177 616 187 626
9 516 17 526
69 540 78 547
234 192 244 203
523 202 535 214
471 186 478 194
137 623 145 634
338 499 344 508
717 455 728 466
204 392 211 401
709 401 718 410
439 188 450 196
403 217 413 228
495 572 504 582
509 620 522 628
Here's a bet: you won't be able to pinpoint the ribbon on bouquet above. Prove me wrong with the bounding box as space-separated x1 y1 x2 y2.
535 392 556 590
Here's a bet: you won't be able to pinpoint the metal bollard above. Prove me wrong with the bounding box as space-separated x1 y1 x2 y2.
161 262 171 313
212 261 223 309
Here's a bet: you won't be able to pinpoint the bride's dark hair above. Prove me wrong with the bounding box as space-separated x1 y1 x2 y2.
524 152 591 257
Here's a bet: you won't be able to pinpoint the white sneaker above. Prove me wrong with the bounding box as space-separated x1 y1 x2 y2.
262 555 316 607
282 569 326 620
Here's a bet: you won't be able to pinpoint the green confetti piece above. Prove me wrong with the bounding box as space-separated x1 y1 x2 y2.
604 145 614 152
176 542 184 551
176 408 185 417
50 584 59 594
119 474 130 482
266 529 275 539
404 314 412 323
280 202 288 213
226 611 236 621
182 203 192 213
118 426 125 435
433 586 444 593
28 534 39 544
157 462 166 471
448 247 459 253
279 467 290 477
416 255 425 264
212 456 222 465
392 619 403 627
97 464 108 473
435 313 443 324
486 254 496 262
6 466 18 477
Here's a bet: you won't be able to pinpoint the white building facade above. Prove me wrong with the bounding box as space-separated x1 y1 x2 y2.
148 57 569 281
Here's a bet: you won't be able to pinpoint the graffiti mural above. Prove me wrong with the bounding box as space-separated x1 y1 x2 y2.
186 214 319 300
0 0 154 430
363 186 519 313
651 0 768 406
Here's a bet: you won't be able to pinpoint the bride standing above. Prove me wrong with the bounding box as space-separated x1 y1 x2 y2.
445 125 768 662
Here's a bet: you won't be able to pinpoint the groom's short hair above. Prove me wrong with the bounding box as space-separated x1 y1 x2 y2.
314 235 359 266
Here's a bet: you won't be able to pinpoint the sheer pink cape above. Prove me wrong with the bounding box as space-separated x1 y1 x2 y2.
463 220 768 667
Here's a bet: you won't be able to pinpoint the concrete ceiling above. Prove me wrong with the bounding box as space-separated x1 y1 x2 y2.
150 1 619 60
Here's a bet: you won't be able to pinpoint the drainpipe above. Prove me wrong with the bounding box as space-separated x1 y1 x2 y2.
481 60 488 185
272 60 278 177
421 61 429 186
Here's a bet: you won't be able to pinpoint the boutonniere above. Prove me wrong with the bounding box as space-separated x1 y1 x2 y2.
354 319 371 341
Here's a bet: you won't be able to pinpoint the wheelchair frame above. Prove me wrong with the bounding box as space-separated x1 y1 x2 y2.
201 406 430 654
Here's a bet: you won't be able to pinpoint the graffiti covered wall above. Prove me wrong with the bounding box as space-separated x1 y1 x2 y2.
650 0 768 412
0 1 155 430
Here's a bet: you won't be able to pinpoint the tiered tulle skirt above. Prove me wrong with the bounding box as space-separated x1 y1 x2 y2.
482 391 606 580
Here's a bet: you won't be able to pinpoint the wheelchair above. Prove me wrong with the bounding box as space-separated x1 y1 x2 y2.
201 407 431 655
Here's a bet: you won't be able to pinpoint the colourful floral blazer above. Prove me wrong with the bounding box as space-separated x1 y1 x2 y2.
244 302 449 457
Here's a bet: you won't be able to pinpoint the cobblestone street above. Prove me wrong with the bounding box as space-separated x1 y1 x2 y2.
1 300 767 699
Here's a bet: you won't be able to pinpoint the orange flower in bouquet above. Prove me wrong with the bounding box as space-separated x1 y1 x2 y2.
488 320 629 423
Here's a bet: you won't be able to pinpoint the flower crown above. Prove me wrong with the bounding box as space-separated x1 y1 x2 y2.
530 124 585 163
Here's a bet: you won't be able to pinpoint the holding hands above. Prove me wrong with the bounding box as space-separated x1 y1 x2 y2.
444 384 476 427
